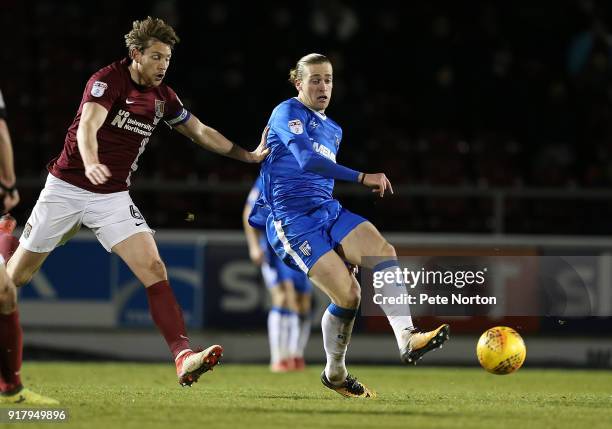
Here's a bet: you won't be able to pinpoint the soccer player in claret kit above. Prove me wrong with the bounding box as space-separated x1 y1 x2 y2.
0 89 20 215
251 54 449 398
0 17 268 404
0 87 32 402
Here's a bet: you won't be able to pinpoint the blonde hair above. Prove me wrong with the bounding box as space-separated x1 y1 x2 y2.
288 53 330 84
124 16 180 57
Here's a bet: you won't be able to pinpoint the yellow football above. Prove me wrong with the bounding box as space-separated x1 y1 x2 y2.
476 326 526 375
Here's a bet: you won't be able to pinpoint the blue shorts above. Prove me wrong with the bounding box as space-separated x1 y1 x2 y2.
261 240 294 288
290 268 312 294
260 240 312 293
266 200 367 274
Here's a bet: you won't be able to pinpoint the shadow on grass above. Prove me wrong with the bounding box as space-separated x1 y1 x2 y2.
231 405 462 418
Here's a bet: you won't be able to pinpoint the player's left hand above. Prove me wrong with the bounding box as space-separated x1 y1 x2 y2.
361 172 394 198
249 246 264 266
1 188 19 214
248 126 270 163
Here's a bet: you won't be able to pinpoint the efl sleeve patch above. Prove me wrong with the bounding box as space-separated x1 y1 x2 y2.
288 119 303 134
91 81 108 97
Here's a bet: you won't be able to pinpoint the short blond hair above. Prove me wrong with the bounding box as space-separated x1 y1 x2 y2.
288 53 330 84
124 16 180 57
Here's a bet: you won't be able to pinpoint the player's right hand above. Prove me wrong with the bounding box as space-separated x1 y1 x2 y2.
361 173 394 198
85 163 112 185
248 126 270 163
249 246 264 266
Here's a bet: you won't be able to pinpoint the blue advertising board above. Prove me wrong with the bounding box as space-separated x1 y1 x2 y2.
19 234 204 328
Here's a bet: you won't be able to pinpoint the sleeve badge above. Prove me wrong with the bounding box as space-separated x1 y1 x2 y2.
288 119 303 134
91 81 108 97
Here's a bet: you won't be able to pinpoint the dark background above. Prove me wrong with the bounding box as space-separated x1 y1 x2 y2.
3 0 612 233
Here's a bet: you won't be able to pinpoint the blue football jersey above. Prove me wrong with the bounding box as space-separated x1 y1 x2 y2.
260 97 344 220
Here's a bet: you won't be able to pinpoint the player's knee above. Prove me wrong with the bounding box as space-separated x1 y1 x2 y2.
378 239 396 258
148 258 167 279
340 282 361 308
271 295 284 308
277 280 292 295
10 270 34 288
0 280 17 314
270 287 285 307
297 296 311 314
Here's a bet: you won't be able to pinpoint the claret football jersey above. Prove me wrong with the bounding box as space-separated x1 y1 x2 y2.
49 58 190 193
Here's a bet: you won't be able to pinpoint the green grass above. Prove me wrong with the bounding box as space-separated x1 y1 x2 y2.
4 363 612 429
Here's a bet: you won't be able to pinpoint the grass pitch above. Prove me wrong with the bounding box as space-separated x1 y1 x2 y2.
5 363 612 429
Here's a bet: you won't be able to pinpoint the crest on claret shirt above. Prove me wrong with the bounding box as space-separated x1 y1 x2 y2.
155 99 165 118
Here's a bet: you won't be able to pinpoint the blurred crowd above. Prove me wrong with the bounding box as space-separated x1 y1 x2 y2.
2 0 612 233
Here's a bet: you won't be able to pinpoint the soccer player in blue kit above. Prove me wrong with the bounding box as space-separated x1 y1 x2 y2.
243 177 312 372
251 53 450 398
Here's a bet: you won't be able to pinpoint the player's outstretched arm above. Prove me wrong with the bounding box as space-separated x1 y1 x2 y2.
175 115 269 163
77 102 112 185
287 133 393 198
0 118 19 212
358 172 394 198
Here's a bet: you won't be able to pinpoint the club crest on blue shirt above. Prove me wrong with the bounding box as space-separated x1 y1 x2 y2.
309 119 319 129
288 119 303 134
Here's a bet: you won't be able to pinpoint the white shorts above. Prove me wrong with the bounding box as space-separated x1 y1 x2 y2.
21 174 154 253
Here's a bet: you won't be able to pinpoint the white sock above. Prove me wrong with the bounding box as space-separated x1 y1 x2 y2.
286 311 300 358
267 308 283 364
278 310 290 361
297 314 311 358
374 260 414 351
322 304 356 384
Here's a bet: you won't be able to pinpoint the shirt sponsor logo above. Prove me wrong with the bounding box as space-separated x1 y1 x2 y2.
312 142 336 163
91 81 108 97
299 241 312 257
288 119 303 134
110 109 154 136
